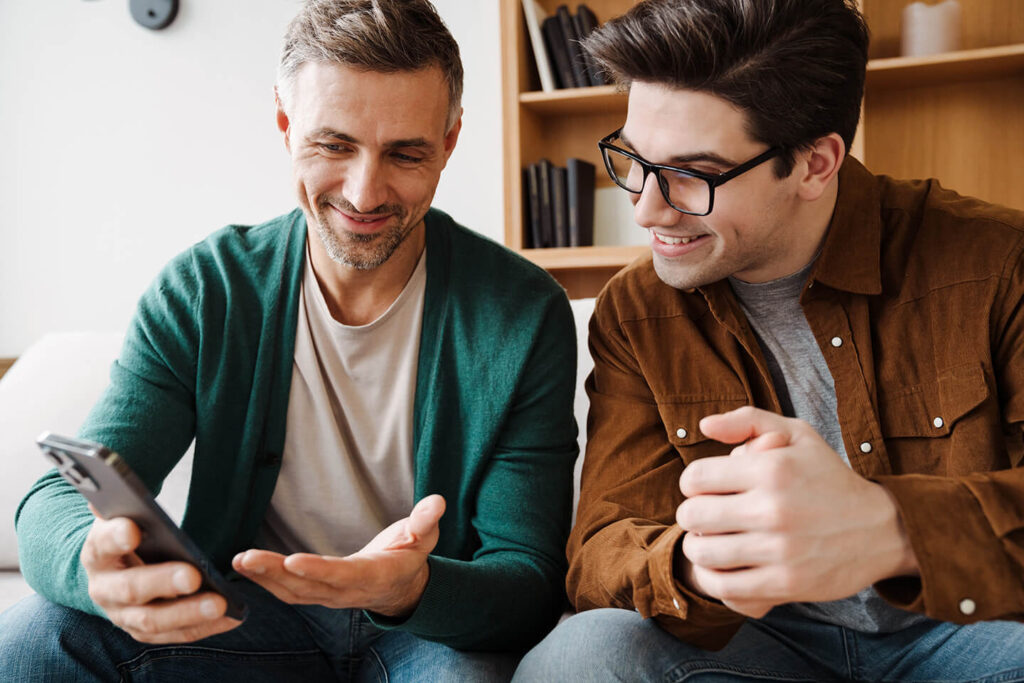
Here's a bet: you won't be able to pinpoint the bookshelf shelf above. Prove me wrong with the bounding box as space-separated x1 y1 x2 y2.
520 244 647 270
519 85 625 115
866 43 1024 88
502 0 1024 299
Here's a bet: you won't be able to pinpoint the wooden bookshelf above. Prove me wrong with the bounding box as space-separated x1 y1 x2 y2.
502 0 1024 298
0 358 15 381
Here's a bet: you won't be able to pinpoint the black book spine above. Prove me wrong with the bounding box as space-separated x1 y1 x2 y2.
567 158 596 247
541 16 575 89
525 164 542 249
537 158 554 247
556 4 588 89
550 164 569 248
575 4 606 86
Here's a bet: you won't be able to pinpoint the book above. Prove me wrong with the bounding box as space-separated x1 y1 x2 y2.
541 16 575 89
536 158 555 247
525 163 543 248
566 158 596 247
556 4 588 89
521 0 556 92
550 164 570 248
574 4 607 86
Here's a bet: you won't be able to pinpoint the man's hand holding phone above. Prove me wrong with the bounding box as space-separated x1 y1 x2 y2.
82 513 242 644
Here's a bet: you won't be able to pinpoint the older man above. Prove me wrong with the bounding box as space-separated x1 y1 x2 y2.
0 1 576 680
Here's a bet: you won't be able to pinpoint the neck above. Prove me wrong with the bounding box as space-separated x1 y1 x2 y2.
307 221 426 326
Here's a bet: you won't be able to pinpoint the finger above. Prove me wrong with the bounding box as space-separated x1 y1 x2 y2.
125 615 241 645
699 406 796 446
81 518 142 570
682 529 778 569
90 562 203 607
690 563 781 604
113 590 229 638
679 456 762 497
235 550 340 604
737 430 790 456
232 549 287 576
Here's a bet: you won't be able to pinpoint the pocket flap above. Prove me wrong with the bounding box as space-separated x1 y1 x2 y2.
657 397 748 447
879 363 988 438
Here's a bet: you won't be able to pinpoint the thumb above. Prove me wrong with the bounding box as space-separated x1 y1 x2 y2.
407 494 445 538
386 494 445 551
700 406 794 446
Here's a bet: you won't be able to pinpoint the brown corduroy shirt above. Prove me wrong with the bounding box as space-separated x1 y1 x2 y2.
569 157 1024 651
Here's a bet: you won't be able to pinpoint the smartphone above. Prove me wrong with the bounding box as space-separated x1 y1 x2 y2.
36 432 248 621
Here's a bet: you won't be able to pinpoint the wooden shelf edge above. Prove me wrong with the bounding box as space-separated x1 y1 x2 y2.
519 245 648 270
519 85 625 115
867 43 1024 88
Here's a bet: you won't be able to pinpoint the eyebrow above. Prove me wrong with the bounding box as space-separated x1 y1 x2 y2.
619 130 740 168
309 128 437 153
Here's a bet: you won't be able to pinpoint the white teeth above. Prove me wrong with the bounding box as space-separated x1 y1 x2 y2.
654 232 699 245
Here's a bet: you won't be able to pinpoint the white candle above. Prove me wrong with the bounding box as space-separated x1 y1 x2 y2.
901 0 962 57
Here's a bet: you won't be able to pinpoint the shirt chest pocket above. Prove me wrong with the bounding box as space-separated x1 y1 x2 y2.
877 362 991 473
656 397 748 464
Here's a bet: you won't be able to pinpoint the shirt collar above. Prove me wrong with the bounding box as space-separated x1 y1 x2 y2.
809 156 883 296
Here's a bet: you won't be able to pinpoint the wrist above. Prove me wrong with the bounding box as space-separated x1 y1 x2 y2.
674 532 713 599
874 484 920 580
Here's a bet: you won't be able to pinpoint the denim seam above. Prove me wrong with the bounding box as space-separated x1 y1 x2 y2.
118 645 324 674
664 657 826 682
842 628 858 681
365 645 389 683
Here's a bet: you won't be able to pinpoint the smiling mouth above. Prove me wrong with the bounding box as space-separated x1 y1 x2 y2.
653 232 705 245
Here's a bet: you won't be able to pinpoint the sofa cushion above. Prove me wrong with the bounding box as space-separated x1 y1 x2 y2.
569 298 595 523
0 332 193 570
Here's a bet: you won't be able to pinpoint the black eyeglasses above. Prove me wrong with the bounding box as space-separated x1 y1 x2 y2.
598 129 783 216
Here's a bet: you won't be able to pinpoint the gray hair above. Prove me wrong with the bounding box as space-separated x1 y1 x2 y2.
277 0 463 131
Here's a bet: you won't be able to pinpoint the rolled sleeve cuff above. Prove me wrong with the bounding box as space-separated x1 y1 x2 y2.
875 473 1024 623
645 525 745 650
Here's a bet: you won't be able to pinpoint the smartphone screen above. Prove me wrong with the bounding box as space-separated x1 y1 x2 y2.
36 432 248 621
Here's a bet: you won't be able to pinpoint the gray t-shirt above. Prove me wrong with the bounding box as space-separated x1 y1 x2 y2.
729 264 925 633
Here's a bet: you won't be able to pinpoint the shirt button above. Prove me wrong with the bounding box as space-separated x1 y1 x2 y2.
830 336 843 348
933 417 944 428
859 441 872 453
960 598 976 615
676 428 688 439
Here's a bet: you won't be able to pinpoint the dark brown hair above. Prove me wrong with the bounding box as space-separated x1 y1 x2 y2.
583 0 869 176
278 0 463 131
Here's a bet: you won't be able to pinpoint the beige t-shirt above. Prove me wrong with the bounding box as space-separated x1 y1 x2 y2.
257 246 425 557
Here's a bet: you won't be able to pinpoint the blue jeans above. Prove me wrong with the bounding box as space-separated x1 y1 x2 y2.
512 607 1024 682
0 581 521 682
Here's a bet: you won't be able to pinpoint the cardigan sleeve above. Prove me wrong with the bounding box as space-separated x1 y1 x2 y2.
16 253 201 617
368 288 580 651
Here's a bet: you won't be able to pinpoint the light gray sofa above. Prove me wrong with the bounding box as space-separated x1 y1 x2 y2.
0 298 596 613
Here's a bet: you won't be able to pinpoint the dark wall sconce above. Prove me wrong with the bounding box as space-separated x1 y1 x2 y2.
129 0 179 30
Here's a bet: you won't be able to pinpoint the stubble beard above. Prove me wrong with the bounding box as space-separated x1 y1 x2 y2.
313 198 411 271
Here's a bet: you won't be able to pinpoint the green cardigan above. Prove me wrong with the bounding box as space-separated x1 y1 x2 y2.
16 208 579 651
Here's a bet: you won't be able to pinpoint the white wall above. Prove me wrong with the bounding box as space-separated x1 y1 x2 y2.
0 0 502 356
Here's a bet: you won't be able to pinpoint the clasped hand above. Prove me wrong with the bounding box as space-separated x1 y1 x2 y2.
675 407 917 618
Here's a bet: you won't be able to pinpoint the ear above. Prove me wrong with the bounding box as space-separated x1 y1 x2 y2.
274 86 291 152
440 109 463 166
796 133 844 202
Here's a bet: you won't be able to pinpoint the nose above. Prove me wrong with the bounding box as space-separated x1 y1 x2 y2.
343 156 389 213
632 173 678 229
